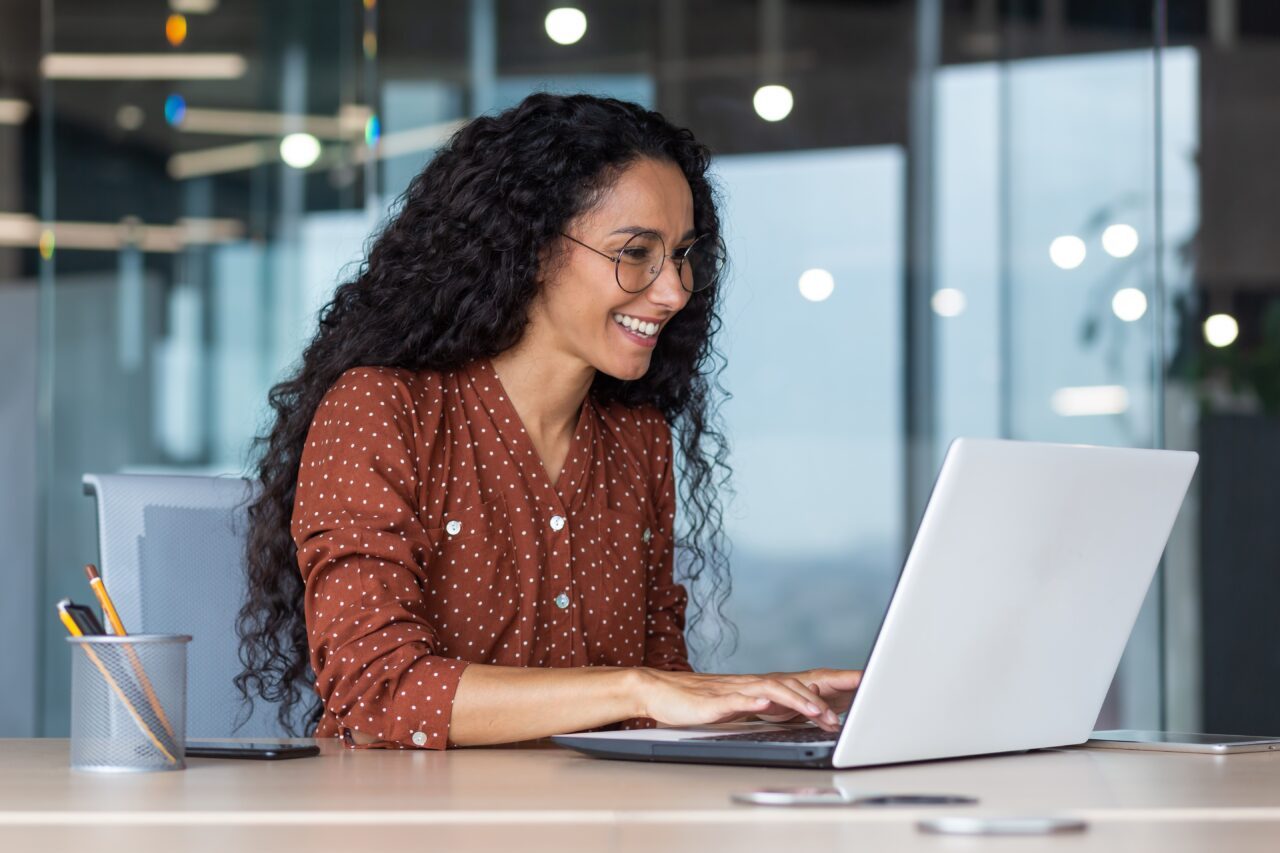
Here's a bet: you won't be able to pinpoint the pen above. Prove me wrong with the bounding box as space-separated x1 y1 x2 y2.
60 599 106 636
56 598 179 765
57 600 88 637
81 564 178 745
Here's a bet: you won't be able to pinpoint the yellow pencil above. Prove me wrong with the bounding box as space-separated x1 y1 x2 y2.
84 563 127 635
82 564 178 745
57 599 179 765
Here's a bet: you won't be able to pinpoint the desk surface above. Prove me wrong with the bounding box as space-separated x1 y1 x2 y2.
3 737 1280 851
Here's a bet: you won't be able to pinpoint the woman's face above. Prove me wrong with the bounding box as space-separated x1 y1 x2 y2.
539 157 696 382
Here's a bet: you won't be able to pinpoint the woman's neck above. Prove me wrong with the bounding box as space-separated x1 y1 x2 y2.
488 342 596 445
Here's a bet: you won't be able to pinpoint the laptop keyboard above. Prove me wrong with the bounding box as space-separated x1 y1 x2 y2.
691 727 838 744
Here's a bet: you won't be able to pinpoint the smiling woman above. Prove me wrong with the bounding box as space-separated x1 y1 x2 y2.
234 92 861 750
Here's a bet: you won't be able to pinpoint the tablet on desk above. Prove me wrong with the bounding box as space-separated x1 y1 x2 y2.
1084 730 1280 754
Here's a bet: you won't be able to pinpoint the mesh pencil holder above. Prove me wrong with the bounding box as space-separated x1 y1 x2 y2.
67 633 191 772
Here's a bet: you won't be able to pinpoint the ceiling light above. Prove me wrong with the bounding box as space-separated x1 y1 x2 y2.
753 85 793 121
1111 288 1147 322
0 98 31 125
1050 385 1130 417
1049 235 1086 270
169 0 219 13
1203 313 1238 348
41 53 247 80
280 133 322 169
545 8 587 45
1101 223 1139 258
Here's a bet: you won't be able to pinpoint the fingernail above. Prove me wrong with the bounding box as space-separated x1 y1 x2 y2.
806 702 820 714
825 710 839 724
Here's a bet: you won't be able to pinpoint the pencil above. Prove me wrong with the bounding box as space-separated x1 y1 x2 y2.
84 564 127 635
82 564 178 744
57 598 180 765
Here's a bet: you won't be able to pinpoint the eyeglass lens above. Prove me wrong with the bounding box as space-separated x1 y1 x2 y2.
615 231 725 293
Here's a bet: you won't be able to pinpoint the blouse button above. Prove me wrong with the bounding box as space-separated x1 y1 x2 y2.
445 520 462 536
549 515 566 532
642 528 652 543
411 731 428 746
554 593 570 610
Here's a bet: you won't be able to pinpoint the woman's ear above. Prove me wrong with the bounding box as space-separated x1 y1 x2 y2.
534 236 565 289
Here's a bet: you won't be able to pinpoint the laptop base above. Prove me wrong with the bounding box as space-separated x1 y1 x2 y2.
551 734 836 768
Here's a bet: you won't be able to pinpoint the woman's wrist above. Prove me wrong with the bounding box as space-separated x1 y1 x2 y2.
615 666 653 719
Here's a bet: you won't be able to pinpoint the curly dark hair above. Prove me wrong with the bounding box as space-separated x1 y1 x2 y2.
233 91 737 736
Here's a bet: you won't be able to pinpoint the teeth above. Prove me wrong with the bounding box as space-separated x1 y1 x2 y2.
613 313 658 337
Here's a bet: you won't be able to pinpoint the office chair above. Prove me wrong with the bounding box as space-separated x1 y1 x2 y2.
82 472 307 738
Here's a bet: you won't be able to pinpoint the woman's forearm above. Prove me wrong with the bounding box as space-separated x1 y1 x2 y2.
444 663 645 746
343 663 858 748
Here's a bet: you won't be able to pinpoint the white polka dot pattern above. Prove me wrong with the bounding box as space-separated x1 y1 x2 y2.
290 357 691 751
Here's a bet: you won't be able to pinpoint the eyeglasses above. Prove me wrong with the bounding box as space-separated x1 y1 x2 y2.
561 230 726 294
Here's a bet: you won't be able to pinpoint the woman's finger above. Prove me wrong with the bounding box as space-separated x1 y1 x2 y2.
717 693 771 721
784 670 862 708
778 676 831 711
756 697 805 723
737 679 838 730
778 676 840 725
804 668 863 692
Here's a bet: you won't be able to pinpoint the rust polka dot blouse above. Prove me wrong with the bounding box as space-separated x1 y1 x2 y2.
290 357 692 750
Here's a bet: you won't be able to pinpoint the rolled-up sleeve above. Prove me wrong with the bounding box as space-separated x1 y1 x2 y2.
290 367 468 750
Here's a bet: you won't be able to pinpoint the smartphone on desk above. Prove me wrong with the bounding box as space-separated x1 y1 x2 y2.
185 741 320 760
1084 730 1280 754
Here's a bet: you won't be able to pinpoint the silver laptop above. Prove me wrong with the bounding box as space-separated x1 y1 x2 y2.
552 437 1199 769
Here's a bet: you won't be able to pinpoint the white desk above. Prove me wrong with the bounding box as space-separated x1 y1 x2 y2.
3 738 1280 851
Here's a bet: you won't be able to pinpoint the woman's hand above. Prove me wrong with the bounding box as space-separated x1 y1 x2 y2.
632 667 863 733
750 668 862 725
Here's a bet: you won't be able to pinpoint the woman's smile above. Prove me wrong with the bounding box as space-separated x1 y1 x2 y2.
611 311 662 348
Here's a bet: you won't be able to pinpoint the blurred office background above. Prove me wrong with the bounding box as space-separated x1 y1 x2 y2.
1 0 1277 739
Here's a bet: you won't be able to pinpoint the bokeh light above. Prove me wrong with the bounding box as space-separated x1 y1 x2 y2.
1102 223 1139 258
932 288 967 317
1111 288 1148 322
163 93 186 126
116 104 144 131
280 132 321 169
1049 235 1086 270
545 8 587 45
165 14 187 47
797 268 835 302
1204 313 1239 348
753 85 794 121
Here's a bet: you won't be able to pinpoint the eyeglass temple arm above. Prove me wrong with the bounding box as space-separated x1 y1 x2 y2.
560 232 618 263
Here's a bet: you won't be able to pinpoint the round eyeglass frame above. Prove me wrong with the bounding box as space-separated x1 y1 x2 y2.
560 230 724 294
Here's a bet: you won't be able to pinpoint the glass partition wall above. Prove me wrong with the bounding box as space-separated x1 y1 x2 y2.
32 0 365 735
24 0 1229 737
928 3 1189 731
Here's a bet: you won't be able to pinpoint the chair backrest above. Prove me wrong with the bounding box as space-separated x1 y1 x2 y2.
82 472 307 738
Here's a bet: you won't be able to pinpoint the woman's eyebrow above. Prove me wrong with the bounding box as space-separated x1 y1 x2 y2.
610 225 699 241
